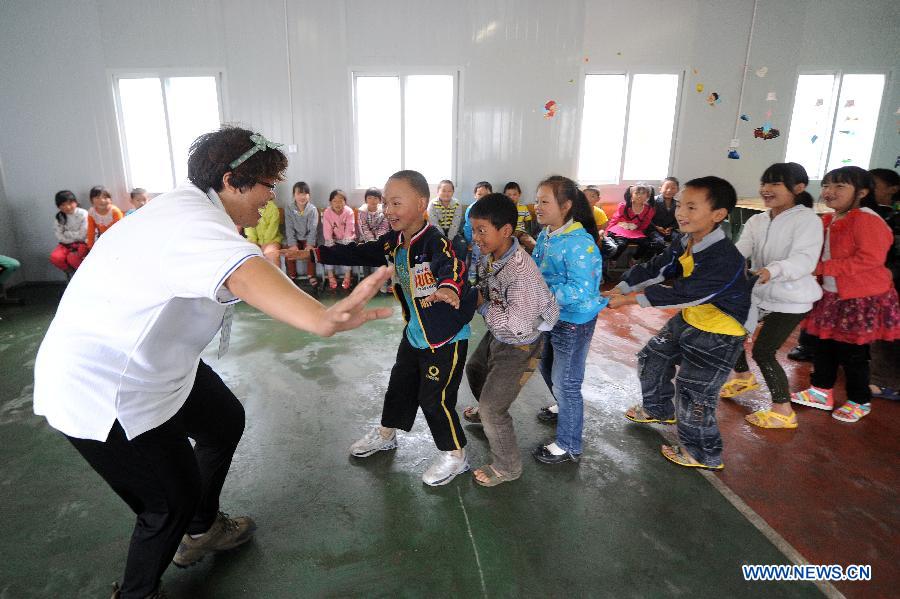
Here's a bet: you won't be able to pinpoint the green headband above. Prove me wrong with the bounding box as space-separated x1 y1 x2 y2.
229 133 283 169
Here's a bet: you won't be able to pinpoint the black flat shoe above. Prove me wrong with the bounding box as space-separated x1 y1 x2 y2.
537 406 558 422
532 444 579 464
787 345 813 362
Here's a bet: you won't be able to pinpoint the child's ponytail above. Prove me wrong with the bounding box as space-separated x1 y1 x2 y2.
538 176 600 244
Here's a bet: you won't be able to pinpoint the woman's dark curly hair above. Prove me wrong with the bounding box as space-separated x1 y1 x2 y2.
187 125 288 192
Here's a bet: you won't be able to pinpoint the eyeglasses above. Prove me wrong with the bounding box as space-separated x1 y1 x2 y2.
256 180 276 191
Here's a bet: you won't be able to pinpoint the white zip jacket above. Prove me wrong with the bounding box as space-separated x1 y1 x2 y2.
735 204 823 313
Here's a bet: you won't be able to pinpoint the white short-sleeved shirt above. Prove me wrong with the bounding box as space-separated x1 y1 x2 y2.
33 182 262 441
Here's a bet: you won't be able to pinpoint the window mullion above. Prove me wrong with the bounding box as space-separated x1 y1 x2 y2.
619 73 634 183
399 75 406 170
159 77 177 189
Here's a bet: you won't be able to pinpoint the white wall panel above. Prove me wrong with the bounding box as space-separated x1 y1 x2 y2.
1 0 898 282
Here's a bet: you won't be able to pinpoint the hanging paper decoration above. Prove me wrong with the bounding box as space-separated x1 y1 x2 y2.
754 126 780 140
895 155 900 168
766 92 777 101
841 158 852 164
815 98 824 107
810 134 818 143
543 100 558 119
844 99 855 108
727 149 741 159
707 92 721 106
755 66 768 78
740 114 751 121
696 83 704 93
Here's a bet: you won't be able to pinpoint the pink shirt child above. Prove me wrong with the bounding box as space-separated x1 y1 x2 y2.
322 205 356 245
607 202 655 239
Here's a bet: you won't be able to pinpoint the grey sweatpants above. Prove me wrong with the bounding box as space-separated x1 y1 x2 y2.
466 331 543 477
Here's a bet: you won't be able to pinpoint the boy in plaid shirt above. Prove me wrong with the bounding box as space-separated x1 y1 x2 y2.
462 193 559 486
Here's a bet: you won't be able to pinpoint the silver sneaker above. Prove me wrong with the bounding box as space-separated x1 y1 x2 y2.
422 449 469 486
350 426 398 457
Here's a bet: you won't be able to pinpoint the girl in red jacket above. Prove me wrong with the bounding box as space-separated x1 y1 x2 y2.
792 167 900 422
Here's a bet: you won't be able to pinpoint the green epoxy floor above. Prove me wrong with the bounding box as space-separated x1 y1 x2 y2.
0 287 823 598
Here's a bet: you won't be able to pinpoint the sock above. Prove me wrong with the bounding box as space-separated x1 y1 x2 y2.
546 442 566 456
379 426 395 439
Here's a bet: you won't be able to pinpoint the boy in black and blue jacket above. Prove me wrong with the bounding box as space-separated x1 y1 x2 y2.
604 176 755 471
289 170 477 486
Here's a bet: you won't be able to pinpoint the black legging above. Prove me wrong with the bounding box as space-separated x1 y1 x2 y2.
733 311 806 404
607 234 652 262
809 336 872 405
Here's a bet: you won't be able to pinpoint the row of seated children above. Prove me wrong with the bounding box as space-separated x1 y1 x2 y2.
250 182 391 292
49 187 148 275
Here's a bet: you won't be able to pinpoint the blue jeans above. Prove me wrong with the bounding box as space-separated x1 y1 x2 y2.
637 313 744 467
540 317 597 454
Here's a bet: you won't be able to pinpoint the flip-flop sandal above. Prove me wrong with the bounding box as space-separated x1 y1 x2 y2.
871 386 900 401
745 409 798 429
660 444 724 471
473 464 520 487
463 406 481 424
624 404 676 424
719 377 760 398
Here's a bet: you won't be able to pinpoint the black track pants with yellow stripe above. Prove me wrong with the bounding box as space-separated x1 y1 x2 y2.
382 335 468 451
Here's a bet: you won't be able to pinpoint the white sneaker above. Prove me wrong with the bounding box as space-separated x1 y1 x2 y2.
422 449 469 486
350 426 398 458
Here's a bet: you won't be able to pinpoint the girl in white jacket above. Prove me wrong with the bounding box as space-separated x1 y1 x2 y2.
720 163 823 429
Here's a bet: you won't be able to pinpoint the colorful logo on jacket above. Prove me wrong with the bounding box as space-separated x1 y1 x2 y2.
426 365 441 381
412 262 438 298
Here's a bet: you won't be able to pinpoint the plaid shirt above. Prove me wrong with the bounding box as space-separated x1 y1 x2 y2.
477 239 560 345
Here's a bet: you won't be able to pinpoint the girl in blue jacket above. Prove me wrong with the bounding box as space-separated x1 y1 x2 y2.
531 176 606 463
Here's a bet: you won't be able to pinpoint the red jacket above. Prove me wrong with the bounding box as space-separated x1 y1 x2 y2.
815 208 893 299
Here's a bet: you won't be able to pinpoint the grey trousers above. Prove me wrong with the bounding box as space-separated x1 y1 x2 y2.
466 331 543 476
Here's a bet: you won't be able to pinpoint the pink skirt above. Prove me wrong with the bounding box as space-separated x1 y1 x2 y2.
804 288 900 345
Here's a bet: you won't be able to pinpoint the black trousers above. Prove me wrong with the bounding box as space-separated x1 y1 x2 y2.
382 335 468 451
66 361 245 598
809 336 872 405
607 234 652 261
733 311 806 404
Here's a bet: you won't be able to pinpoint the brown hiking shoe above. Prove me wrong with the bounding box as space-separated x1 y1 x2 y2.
172 511 257 568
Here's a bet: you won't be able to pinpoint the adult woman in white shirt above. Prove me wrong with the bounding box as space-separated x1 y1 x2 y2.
33 126 393 599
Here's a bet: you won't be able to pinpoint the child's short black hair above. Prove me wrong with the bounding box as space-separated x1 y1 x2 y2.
328 188 347 203
468 193 518 232
55 190 77 207
389 170 430 199
663 176 680 186
503 181 521 194
761 163 813 208
823 166 874 205
684 176 738 212
474 181 493 193
89 185 111 200
364 187 383 200
293 181 310 194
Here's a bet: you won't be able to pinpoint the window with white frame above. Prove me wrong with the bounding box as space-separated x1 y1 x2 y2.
353 73 456 189
114 74 223 193
785 72 886 179
578 73 681 184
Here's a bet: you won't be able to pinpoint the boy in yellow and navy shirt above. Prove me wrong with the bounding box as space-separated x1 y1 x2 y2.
503 181 536 252
604 176 755 471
